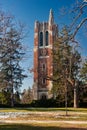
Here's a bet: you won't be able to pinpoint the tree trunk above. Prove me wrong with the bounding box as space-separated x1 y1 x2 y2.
11 93 14 107
65 82 68 116
74 85 78 108
11 87 14 107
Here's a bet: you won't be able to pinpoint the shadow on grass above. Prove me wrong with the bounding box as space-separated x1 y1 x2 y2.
1 107 87 112
0 124 87 130
14 107 68 111
14 107 87 112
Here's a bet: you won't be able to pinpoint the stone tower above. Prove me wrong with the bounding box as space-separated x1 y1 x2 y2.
33 9 58 100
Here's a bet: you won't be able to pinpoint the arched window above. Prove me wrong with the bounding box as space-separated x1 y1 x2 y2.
41 94 47 100
39 32 43 46
45 31 49 46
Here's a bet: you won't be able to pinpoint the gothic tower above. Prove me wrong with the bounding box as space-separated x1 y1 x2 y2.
33 9 58 100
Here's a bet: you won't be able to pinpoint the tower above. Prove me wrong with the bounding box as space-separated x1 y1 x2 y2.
33 9 58 100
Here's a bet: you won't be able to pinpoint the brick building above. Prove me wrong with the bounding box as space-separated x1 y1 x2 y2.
33 9 58 100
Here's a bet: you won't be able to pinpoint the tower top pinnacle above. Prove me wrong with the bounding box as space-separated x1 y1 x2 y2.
49 9 54 25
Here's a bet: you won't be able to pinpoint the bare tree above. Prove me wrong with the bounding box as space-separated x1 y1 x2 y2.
21 88 33 104
70 0 87 39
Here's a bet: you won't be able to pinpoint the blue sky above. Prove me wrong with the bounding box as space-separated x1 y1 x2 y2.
0 0 87 91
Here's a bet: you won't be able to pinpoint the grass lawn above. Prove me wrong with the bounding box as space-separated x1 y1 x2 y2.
0 108 87 130
0 107 87 121
0 107 87 112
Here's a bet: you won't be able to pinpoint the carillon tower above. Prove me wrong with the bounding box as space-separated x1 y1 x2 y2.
33 9 58 100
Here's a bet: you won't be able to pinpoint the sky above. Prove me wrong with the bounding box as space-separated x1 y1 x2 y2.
0 0 87 91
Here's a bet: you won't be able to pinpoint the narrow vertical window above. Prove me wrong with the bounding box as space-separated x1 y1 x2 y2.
42 78 46 84
45 31 48 46
39 32 43 46
42 63 46 71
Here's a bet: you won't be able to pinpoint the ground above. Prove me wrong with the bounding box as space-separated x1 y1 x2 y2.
0 108 87 130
